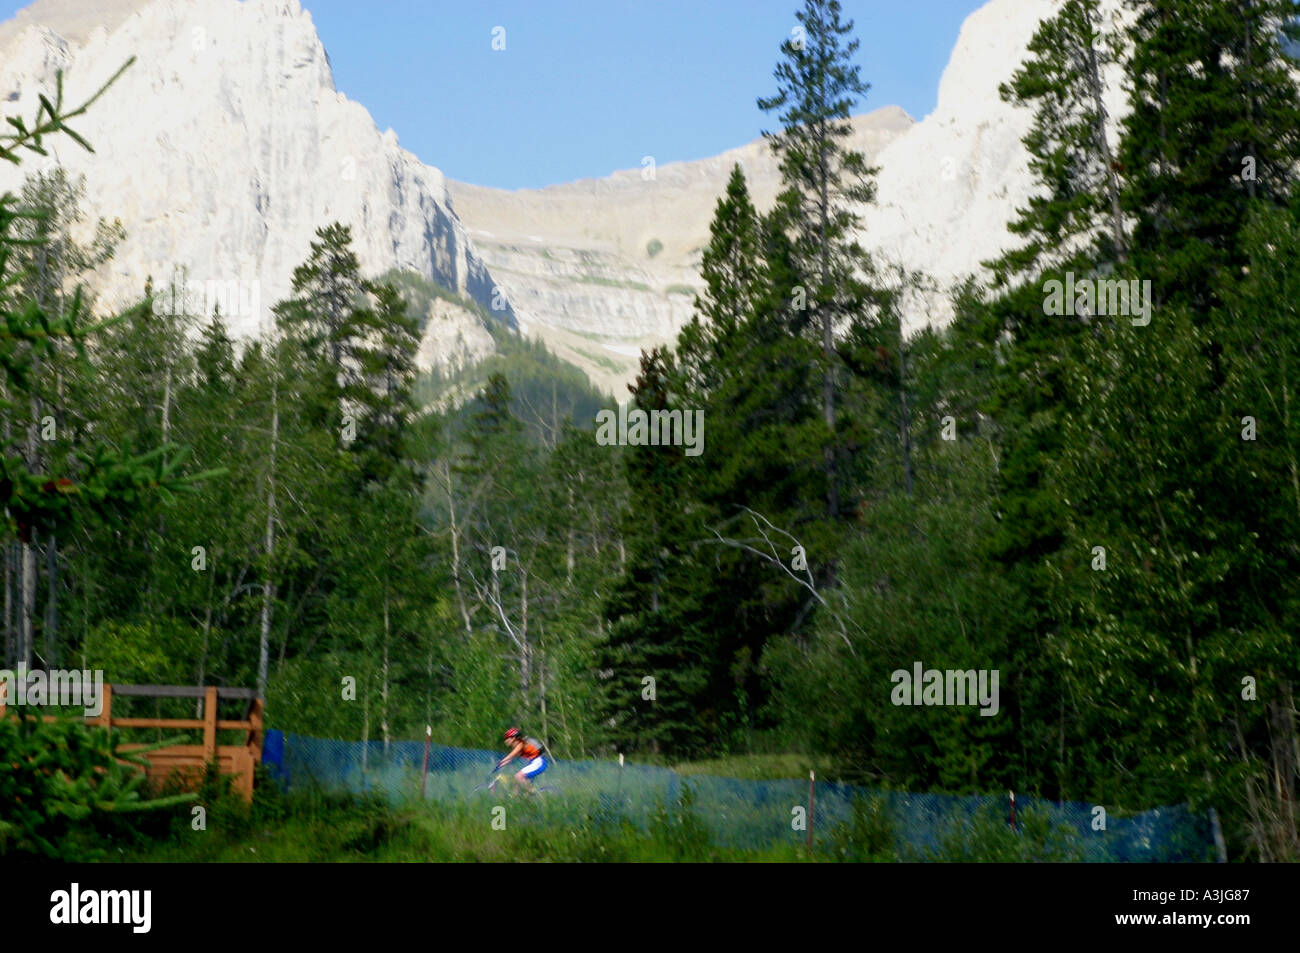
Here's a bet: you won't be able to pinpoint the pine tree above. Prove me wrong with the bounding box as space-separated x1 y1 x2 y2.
1119 0 1300 313
956 2 1140 797
758 0 878 520
677 169 846 747
280 223 368 368
350 280 420 486
195 313 236 393
676 165 763 398
6 168 124 668
600 348 712 755
0 60 218 665
990 0 1129 283
276 223 376 437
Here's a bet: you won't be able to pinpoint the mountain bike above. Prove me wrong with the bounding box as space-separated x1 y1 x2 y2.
471 766 558 796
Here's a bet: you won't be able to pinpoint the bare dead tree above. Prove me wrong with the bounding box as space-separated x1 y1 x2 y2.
697 506 860 653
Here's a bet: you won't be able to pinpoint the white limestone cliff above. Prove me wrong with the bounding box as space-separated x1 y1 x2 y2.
0 0 509 374
0 0 1133 391
447 108 914 395
863 0 1129 329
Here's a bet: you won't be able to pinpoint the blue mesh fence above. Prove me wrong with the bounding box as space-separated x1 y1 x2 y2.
263 731 1216 861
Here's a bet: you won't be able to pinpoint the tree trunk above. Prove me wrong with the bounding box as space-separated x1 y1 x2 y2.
443 460 473 635
361 696 370 776
43 534 57 667
550 381 559 449
197 567 213 718
1081 12 1127 260
20 390 39 667
381 587 391 752
1234 710 1270 860
425 642 434 730
1284 349 1300 520
20 538 35 667
161 360 172 445
4 543 13 668
566 486 575 586
538 636 548 745
819 137 839 520
1244 0 1258 201
2 376 11 667
552 636 570 757
898 329 914 495
257 373 278 700
519 568 531 700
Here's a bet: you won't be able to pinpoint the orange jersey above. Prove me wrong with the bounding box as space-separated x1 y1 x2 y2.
517 738 542 760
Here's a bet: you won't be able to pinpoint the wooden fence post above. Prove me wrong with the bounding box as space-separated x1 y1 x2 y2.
95 683 113 730
203 686 218 763
246 697 264 752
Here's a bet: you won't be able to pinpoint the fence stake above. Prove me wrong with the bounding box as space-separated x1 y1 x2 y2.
1009 789 1016 832
808 770 816 857
420 725 431 800
202 686 218 764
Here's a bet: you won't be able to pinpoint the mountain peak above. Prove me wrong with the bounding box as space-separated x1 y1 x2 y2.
0 0 1096 394
0 0 507 375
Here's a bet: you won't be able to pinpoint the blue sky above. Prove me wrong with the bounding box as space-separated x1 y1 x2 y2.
2 0 987 189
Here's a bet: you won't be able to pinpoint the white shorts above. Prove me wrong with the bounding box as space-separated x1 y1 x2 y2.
520 755 547 779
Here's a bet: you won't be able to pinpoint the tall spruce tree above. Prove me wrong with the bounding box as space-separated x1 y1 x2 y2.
276 223 373 433
990 0 1129 282
350 280 420 486
1120 0 1300 313
758 0 878 521
961 0 1140 798
600 348 711 755
676 165 763 398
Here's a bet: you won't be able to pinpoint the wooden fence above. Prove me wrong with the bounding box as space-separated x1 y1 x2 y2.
1 683 263 802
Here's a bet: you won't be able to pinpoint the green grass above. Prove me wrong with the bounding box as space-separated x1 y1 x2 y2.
116 786 812 863
672 753 835 781
96 758 1107 863
112 779 1095 863
664 284 696 296
567 327 622 343
572 346 627 373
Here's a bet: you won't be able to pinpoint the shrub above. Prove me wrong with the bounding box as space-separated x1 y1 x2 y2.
0 713 194 861
649 781 713 860
828 795 897 862
914 802 1084 862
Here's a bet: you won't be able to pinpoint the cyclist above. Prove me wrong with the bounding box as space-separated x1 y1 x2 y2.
497 727 547 793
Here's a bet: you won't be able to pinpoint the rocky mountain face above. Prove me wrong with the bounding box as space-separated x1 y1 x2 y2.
864 0 1129 313
446 108 915 396
0 0 509 376
448 0 1122 391
0 0 1103 394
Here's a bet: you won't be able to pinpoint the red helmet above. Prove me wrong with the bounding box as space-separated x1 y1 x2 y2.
504 727 520 741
